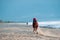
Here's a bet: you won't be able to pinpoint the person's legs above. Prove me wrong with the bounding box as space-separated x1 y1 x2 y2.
33 28 38 34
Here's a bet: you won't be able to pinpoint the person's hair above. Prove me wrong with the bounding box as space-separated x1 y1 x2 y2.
33 18 37 22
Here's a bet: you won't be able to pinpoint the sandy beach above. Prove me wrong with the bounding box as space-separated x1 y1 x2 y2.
0 23 60 40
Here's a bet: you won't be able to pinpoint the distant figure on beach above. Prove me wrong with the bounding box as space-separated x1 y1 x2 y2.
26 22 28 25
33 18 38 34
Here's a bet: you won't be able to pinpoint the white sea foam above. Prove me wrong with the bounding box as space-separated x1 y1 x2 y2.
28 21 60 28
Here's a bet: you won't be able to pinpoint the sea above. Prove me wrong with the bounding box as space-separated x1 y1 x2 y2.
0 21 60 29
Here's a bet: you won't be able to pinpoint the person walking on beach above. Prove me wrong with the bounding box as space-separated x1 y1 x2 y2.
33 18 38 34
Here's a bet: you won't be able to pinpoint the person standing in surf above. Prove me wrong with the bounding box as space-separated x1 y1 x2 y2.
33 18 38 34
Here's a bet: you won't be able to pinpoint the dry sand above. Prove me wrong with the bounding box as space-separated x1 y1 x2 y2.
0 25 60 40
